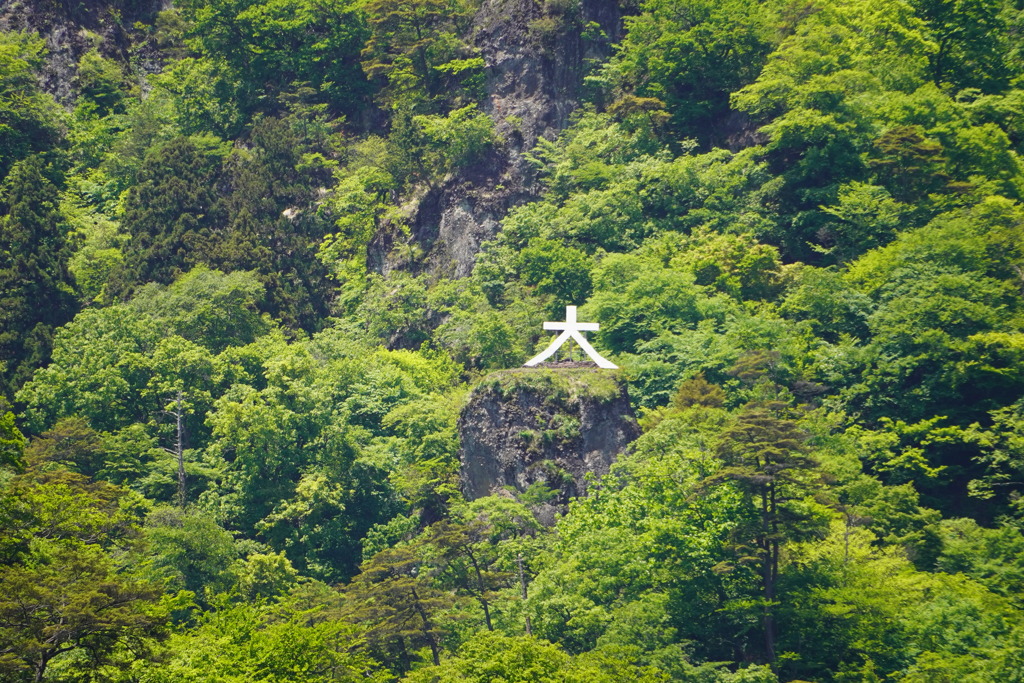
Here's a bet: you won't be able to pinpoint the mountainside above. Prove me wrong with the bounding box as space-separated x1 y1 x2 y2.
4 0 1024 680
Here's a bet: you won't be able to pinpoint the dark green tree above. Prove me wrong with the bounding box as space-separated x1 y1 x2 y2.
108 137 226 301
22 417 104 479
74 49 130 118
707 402 822 665
0 466 166 681
868 125 957 205
343 544 457 671
606 0 777 144
0 32 63 181
0 155 77 398
909 0 1011 93
361 0 481 110
423 519 513 631
210 116 336 330
144 506 239 598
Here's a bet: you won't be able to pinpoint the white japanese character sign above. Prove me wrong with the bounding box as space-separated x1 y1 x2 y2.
523 305 618 369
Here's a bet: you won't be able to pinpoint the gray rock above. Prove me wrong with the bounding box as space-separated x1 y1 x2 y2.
381 0 623 278
0 0 165 107
458 366 639 507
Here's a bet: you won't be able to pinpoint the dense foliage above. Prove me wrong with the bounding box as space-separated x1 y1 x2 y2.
3 0 1024 679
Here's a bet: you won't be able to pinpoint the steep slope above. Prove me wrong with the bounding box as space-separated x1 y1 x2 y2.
372 0 623 277
0 0 164 105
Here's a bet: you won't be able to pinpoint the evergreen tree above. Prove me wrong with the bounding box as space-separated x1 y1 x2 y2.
344 544 456 671
0 155 77 398
708 402 822 665
211 116 335 330
107 137 225 301
0 465 167 681
0 32 63 181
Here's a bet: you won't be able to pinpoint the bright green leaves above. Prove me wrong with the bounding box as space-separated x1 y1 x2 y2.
206 383 302 531
0 32 63 181
501 115 775 253
152 57 246 138
0 407 25 469
729 0 1024 258
527 408 753 663
518 239 593 312
360 0 480 111
602 0 777 144
145 506 239 598
319 164 394 289
782 521 1024 681
962 398 1024 519
75 49 130 118
733 0 933 117
834 198 1024 424
199 340 460 580
129 268 271 353
815 182 907 264
177 0 370 121
387 104 498 189
137 598 388 682
410 105 497 181
405 631 671 682
18 269 267 433
587 252 704 353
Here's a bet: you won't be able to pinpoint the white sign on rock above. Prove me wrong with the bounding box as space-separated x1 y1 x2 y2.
523 305 618 369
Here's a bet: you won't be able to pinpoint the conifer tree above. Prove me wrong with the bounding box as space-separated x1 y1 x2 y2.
107 137 224 301
344 544 456 671
425 519 512 631
708 401 821 665
0 155 77 398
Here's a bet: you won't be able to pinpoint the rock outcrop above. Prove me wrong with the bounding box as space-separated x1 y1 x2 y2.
0 0 165 106
372 0 624 278
458 366 639 509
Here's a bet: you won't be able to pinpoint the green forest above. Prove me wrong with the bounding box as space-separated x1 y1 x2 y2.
4 0 1024 679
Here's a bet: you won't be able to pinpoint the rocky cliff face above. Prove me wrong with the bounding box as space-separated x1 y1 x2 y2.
458 367 639 510
372 0 624 278
0 0 165 105
7 0 622 280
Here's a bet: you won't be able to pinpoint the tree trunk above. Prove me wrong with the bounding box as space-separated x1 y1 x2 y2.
34 654 48 683
517 553 532 636
174 390 186 508
410 587 441 666
465 546 493 631
761 485 776 665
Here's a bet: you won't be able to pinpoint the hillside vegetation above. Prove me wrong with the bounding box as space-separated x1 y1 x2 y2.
3 0 1024 680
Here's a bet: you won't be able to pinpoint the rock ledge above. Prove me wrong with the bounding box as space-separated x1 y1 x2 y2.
458 366 639 505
